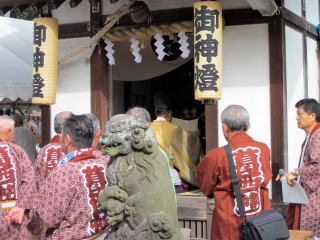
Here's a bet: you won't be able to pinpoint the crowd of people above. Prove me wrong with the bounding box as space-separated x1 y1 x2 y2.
0 97 319 239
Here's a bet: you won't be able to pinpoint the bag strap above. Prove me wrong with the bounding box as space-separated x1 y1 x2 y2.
224 145 247 222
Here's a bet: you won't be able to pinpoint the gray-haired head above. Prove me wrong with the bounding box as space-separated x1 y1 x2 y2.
221 105 249 131
84 113 100 133
0 115 15 131
126 106 151 123
54 111 72 134
0 115 15 142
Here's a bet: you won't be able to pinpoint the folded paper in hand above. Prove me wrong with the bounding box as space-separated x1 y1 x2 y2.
281 177 309 204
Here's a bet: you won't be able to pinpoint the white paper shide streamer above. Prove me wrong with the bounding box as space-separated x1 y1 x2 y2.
154 33 166 61
129 37 142 63
104 39 115 65
178 31 190 59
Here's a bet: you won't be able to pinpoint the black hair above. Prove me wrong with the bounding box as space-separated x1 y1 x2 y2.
62 114 94 149
295 98 320 122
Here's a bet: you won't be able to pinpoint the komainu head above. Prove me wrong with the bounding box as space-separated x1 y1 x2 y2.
99 114 157 157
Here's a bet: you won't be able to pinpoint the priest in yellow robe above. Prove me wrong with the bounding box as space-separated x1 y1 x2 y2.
150 92 202 192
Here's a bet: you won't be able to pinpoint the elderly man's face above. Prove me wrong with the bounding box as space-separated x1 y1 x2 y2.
60 133 68 154
0 127 14 142
7 127 14 142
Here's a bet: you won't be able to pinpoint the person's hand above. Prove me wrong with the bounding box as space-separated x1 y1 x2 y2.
275 171 297 186
6 207 25 225
284 172 297 186
275 174 282 181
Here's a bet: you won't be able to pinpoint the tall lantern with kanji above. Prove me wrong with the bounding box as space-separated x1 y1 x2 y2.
194 1 222 101
32 18 58 105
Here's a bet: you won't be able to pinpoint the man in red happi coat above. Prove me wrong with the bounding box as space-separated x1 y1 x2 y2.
34 111 71 189
281 98 320 236
6 114 109 239
0 115 37 240
197 105 272 240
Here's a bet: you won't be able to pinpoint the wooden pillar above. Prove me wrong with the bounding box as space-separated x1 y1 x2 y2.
41 105 51 146
90 0 109 130
205 102 218 153
91 41 109 130
269 16 285 203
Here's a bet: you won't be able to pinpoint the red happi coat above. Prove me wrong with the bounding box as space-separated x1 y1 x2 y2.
27 151 110 239
0 141 37 240
287 123 320 236
92 146 110 162
34 135 64 189
0 207 8 239
197 132 272 240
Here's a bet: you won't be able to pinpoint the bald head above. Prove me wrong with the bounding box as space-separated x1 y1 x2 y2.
0 115 15 142
126 107 151 123
54 111 72 134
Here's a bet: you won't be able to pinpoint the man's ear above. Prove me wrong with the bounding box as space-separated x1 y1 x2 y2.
166 112 173 122
222 123 229 133
96 130 102 139
246 122 251 132
65 134 72 147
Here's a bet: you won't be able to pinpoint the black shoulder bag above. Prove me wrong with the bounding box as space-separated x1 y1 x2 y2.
224 145 290 240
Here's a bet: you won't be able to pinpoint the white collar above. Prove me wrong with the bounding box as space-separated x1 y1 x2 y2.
156 116 167 122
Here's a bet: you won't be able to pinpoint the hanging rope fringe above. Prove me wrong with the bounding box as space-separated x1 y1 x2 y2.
57 3 193 65
102 20 193 43
58 6 128 65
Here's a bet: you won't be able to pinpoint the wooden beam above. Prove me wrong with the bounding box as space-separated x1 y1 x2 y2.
104 8 272 31
223 8 273 25
0 0 47 8
59 22 90 39
57 8 273 40
205 103 218 153
269 16 285 203
282 7 318 38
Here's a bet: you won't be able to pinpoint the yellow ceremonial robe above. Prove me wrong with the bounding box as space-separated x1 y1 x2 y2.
150 120 202 186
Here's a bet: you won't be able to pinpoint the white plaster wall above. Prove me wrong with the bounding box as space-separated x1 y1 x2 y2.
51 37 91 137
305 0 320 26
52 0 90 24
307 36 320 101
218 24 271 150
284 0 302 17
285 26 305 172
